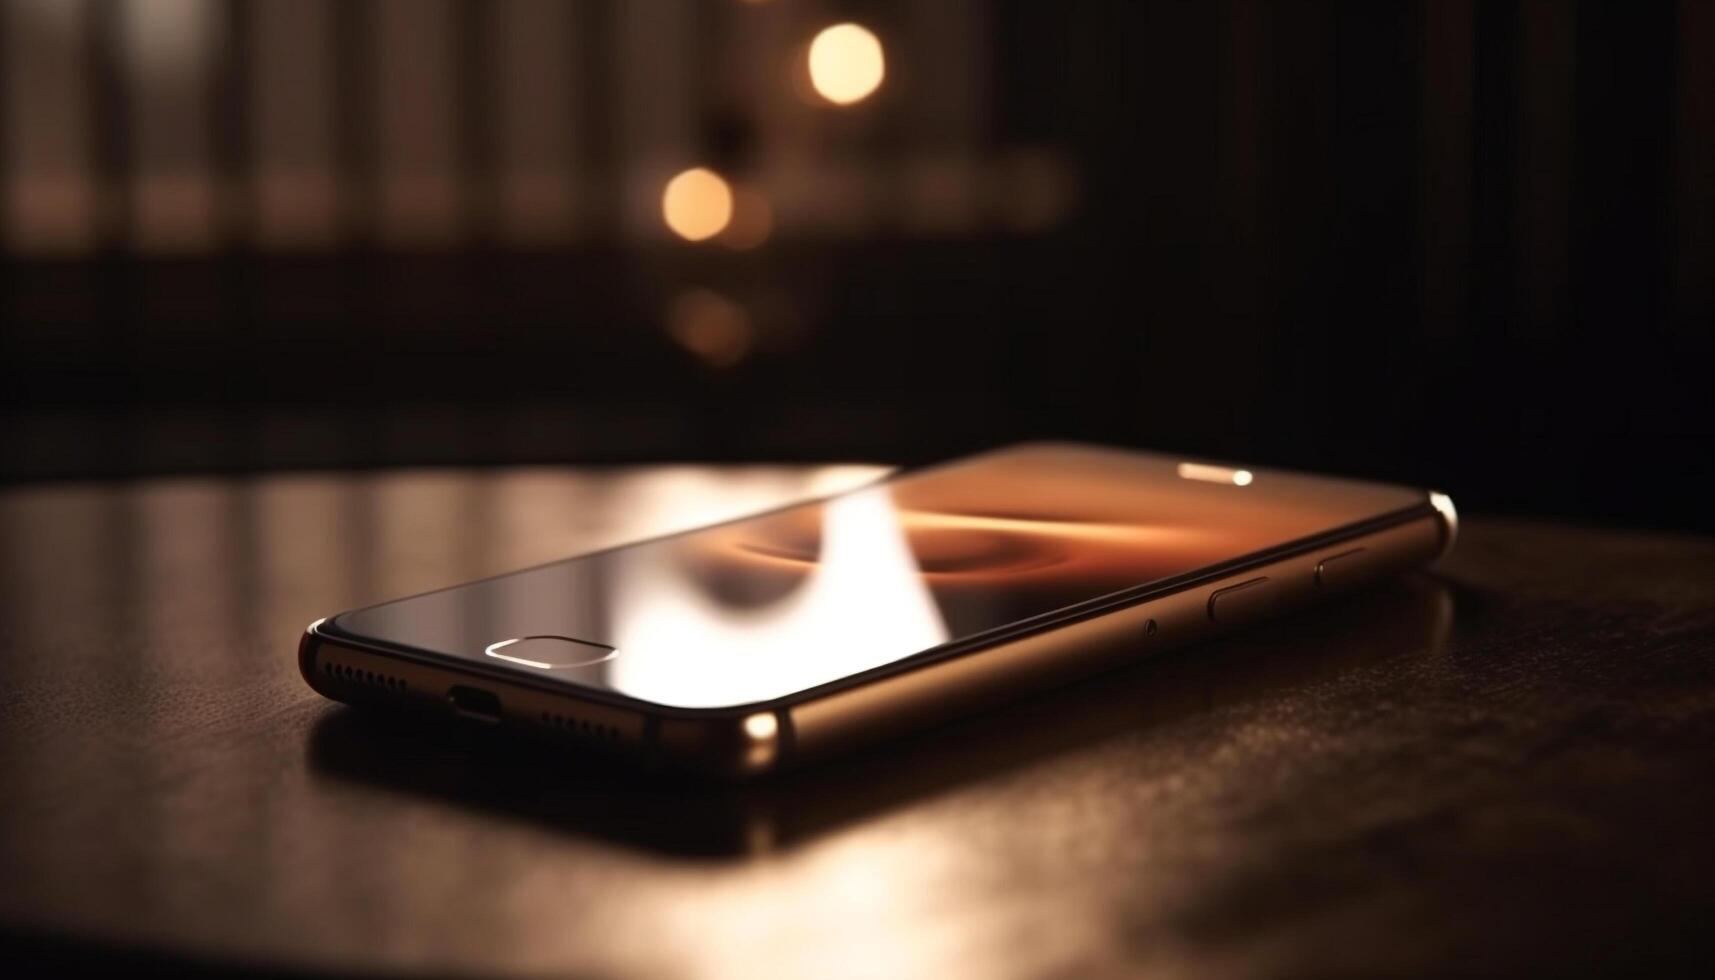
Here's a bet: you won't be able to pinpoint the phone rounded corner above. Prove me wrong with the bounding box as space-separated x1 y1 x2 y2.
297 617 339 701
656 707 791 781
1427 490 1459 563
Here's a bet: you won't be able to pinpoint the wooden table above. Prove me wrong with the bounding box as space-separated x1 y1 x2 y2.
3 466 1714 977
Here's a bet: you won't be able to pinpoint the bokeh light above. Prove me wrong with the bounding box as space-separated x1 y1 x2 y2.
719 186 774 250
662 168 734 242
807 24 885 106
668 290 755 368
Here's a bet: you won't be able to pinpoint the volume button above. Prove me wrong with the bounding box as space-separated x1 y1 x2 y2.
1207 577 1271 623
1314 548 1369 589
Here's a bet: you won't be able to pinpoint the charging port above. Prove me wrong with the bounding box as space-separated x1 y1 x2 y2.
447 685 502 723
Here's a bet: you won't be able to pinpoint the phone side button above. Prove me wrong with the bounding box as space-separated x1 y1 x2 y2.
1314 548 1368 589
1207 576 1271 623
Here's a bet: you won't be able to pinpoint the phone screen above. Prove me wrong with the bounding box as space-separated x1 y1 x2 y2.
330 444 1424 708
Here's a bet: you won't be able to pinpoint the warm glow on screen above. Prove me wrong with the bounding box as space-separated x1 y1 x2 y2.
333 445 1425 709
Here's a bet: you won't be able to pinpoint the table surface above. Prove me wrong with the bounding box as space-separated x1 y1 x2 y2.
2 465 1714 978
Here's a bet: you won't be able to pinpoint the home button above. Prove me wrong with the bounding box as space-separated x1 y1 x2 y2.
484 635 617 669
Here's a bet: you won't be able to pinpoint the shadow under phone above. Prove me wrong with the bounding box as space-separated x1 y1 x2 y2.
305 575 1454 859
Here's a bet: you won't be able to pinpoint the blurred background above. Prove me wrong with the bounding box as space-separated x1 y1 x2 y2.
0 0 1710 529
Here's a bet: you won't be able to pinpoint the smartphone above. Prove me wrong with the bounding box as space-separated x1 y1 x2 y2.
299 443 1456 778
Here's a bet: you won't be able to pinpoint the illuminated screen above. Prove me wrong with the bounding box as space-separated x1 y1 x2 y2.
331 444 1425 708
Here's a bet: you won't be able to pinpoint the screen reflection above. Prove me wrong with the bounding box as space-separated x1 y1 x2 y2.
331 444 1426 708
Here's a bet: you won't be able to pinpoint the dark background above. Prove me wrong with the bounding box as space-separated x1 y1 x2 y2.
2 0 1711 529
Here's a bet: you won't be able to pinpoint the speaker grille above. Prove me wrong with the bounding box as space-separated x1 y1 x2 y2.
323 659 408 693
539 710 622 741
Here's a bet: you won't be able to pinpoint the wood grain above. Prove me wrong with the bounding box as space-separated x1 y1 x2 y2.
2 467 1713 977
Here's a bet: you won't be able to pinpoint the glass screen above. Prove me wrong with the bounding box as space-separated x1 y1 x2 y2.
330 444 1425 708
